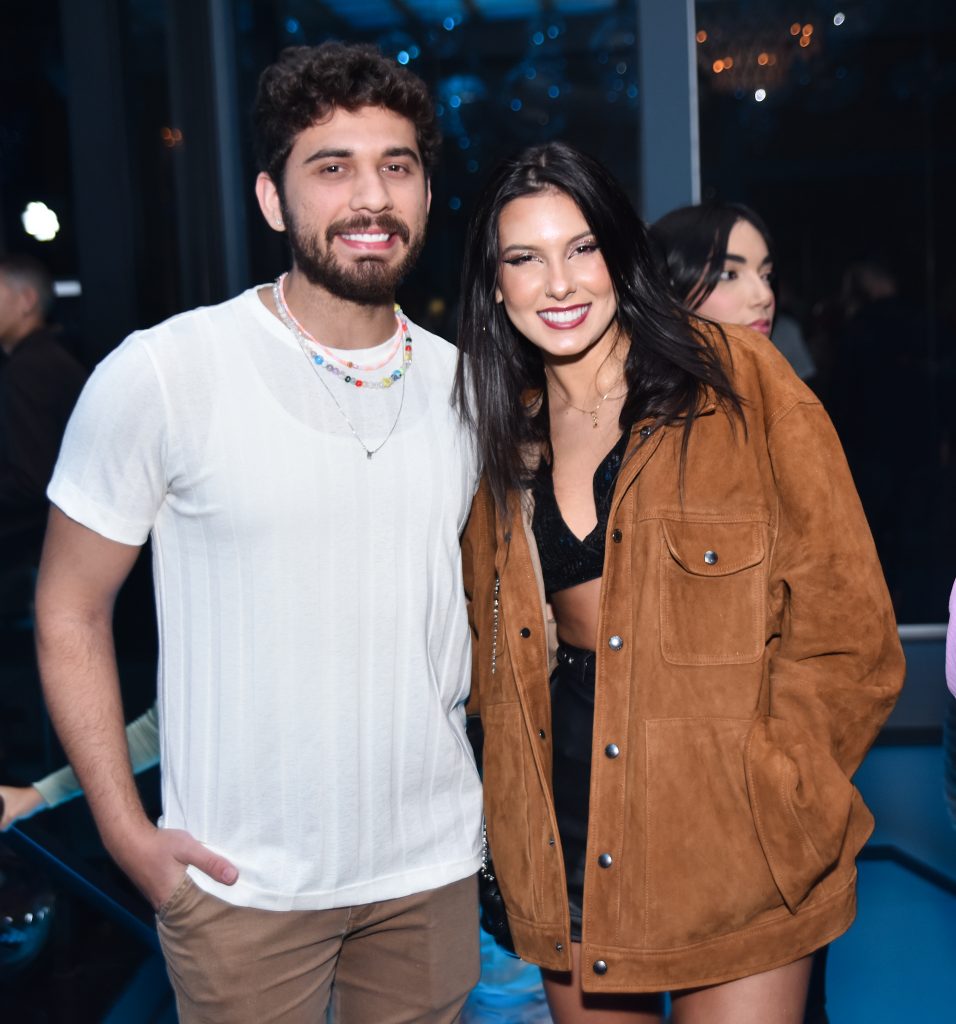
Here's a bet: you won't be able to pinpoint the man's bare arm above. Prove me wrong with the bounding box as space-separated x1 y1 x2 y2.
35 507 237 908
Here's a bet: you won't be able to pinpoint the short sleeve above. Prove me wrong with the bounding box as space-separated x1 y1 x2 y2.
47 336 170 546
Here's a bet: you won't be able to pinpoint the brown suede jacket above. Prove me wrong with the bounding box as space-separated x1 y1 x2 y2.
461 324 904 993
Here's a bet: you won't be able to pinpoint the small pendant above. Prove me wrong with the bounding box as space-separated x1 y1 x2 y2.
591 414 599 428
366 451 374 460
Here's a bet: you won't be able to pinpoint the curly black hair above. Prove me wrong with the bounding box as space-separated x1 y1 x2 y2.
253 42 441 193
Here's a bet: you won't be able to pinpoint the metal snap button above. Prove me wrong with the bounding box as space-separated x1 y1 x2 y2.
640 425 653 437
704 550 718 565
608 635 624 651
538 728 546 739
555 941 564 951
598 853 613 868
520 627 531 637
611 529 622 543
604 743 620 759
593 960 608 975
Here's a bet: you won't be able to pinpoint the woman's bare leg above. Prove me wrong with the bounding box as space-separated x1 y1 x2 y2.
670 954 813 1024
541 942 664 1024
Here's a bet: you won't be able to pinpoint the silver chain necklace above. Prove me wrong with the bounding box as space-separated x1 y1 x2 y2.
272 280 407 460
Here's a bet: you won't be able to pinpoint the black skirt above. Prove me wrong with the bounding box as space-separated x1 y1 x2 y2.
550 640 596 944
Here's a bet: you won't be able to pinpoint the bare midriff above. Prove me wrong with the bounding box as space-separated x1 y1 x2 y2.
550 576 603 651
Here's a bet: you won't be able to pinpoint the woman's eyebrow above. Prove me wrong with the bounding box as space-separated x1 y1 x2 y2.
500 230 595 256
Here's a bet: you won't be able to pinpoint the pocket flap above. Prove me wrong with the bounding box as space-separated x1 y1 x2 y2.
661 520 765 577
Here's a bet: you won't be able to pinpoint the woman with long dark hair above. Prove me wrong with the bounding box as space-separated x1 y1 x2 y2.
456 142 903 1023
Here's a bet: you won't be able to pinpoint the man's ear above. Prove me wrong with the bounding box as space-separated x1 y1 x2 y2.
425 178 432 215
255 173 285 232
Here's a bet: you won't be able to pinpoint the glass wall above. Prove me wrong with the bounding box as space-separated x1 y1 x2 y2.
695 0 956 622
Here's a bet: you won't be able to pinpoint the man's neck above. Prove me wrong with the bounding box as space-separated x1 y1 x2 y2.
261 268 398 351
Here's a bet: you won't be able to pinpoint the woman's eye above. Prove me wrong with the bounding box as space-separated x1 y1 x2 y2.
719 269 738 282
573 243 599 255
503 254 536 265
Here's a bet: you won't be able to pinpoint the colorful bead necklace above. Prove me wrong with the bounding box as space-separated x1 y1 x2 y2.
273 274 412 390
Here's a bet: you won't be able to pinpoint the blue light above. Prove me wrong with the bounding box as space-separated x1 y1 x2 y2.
443 17 455 31
547 25 559 39
525 67 537 80
467 159 479 173
397 50 410 65
511 98 522 111
409 45 420 58
285 17 299 34
459 136 471 149
449 95 462 109
548 85 559 99
532 31 544 45
449 196 462 211
626 85 638 99
436 103 445 116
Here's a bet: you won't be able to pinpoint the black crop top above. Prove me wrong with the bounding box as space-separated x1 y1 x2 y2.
530 431 629 595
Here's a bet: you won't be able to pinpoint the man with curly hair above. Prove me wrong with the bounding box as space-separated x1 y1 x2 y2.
36 43 482 1022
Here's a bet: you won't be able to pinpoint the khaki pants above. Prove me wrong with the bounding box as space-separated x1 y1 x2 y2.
157 874 480 1023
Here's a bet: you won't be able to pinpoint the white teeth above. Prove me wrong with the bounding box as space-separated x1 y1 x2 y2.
341 233 390 242
538 305 590 324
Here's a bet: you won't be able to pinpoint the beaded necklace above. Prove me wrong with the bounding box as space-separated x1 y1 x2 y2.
273 274 412 389
271 277 409 459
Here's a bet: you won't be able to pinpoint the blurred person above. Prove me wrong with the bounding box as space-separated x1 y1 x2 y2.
35 43 482 1023
456 142 903 1024
0 702 158 830
649 202 815 382
0 254 87 572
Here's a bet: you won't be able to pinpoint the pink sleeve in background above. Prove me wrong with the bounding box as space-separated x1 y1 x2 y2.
947 580 956 699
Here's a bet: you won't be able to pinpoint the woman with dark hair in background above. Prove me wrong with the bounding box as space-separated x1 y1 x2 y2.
649 202 815 383
456 142 903 1023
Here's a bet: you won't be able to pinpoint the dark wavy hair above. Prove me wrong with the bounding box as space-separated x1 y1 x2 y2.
649 202 774 310
253 42 441 194
453 141 743 515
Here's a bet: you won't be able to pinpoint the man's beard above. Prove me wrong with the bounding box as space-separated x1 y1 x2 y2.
281 206 425 306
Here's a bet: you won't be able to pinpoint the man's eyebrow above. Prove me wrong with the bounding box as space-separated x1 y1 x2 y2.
303 148 352 165
302 146 422 166
383 146 422 166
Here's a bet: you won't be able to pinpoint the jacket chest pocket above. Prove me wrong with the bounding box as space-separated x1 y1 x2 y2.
659 519 767 665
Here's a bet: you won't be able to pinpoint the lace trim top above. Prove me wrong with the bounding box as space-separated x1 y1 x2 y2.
530 431 629 595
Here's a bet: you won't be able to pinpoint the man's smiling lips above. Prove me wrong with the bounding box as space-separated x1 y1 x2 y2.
537 303 591 329
336 231 398 251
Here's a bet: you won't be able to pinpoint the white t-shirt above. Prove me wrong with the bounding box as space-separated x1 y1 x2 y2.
49 286 483 910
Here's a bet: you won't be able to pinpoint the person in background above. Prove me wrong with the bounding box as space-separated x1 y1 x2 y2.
0 254 87 581
456 142 902 1024
649 202 816 382
0 703 159 831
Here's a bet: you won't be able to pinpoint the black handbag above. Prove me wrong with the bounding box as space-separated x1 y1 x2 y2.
467 714 518 957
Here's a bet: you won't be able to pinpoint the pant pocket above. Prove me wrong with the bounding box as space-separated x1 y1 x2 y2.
156 872 195 923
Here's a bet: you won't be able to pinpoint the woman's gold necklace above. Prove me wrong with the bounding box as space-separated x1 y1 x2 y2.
549 374 624 429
